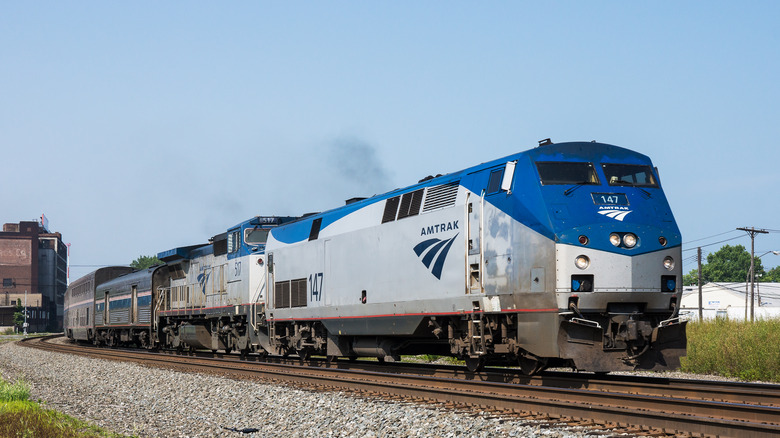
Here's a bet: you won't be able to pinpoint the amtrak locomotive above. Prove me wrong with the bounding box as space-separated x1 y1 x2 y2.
65 140 686 373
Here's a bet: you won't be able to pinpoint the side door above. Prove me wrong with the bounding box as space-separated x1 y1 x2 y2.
226 227 243 301
131 285 138 324
466 191 483 294
482 162 517 296
103 291 110 326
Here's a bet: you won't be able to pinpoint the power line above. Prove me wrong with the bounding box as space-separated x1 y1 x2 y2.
682 230 742 245
682 235 745 252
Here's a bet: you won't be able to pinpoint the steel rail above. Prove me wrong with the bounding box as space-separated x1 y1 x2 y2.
303 360 780 407
22 337 780 438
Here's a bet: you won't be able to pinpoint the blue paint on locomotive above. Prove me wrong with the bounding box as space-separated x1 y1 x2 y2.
228 216 299 259
159 216 298 262
526 142 680 253
270 141 680 255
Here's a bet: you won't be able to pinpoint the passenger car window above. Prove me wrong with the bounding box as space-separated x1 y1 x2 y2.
536 162 599 185
601 164 658 188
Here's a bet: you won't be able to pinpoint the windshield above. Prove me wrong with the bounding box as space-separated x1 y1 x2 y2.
602 164 658 188
244 228 270 245
536 161 599 185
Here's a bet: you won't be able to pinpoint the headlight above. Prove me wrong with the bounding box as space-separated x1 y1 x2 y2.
578 235 589 245
609 233 621 246
575 255 590 270
659 236 668 246
663 256 675 271
622 233 637 248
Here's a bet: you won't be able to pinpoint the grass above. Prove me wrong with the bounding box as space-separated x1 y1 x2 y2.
681 317 780 382
0 378 127 438
0 380 29 403
412 354 463 366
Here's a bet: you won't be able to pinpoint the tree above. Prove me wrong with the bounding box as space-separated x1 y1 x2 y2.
130 255 163 270
683 269 699 286
12 299 24 328
764 266 780 282
697 244 765 284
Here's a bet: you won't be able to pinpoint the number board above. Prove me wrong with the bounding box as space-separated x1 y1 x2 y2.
591 193 629 206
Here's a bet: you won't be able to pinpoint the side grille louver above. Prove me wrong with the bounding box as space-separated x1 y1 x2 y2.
422 181 459 212
382 196 401 223
397 189 425 219
381 182 460 224
275 278 308 308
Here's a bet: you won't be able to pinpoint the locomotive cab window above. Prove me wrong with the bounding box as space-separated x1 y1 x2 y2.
536 162 599 185
601 164 658 188
245 227 269 245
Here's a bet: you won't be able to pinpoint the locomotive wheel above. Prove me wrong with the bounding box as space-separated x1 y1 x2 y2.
297 347 312 362
464 356 484 372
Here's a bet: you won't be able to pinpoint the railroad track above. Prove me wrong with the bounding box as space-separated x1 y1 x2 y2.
22 336 780 437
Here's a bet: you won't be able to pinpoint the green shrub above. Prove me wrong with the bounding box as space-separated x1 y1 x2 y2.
0 379 30 403
0 379 125 437
681 318 780 382
0 401 119 438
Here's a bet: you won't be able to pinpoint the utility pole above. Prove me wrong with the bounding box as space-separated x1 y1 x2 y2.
737 227 768 321
697 247 703 321
23 290 28 336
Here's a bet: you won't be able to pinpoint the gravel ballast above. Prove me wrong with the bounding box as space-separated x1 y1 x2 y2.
0 340 599 438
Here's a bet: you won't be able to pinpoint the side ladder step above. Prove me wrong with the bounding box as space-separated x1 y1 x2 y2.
469 318 485 355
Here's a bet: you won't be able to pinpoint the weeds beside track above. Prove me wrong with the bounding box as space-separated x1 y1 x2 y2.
682 318 780 382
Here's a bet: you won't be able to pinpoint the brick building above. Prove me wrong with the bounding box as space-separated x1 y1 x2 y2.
0 219 68 332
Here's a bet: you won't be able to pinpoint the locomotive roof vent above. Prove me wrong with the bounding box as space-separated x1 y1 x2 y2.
538 138 553 147
418 173 443 183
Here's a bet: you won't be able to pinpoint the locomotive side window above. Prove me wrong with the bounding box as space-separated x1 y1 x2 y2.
487 169 504 194
601 164 658 188
227 230 240 253
308 218 323 241
536 162 599 185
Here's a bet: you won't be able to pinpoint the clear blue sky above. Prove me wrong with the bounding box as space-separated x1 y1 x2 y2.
3 2 780 281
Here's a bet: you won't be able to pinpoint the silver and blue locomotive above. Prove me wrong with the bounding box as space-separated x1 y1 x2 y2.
65 140 686 373
262 140 686 372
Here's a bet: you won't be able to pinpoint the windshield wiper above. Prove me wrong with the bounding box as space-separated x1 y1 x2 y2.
563 181 591 196
609 180 653 198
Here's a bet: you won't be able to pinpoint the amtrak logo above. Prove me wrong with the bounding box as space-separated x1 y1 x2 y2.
413 234 459 280
598 207 632 221
197 272 210 295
